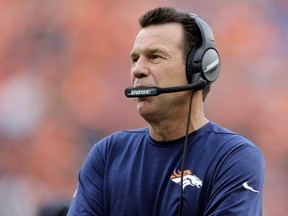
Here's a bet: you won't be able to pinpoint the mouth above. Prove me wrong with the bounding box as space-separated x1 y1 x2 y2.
134 85 150 88
133 80 154 88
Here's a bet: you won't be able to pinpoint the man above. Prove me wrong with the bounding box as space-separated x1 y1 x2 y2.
67 7 264 216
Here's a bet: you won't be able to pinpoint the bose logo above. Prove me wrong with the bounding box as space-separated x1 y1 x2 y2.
204 58 219 73
130 89 154 95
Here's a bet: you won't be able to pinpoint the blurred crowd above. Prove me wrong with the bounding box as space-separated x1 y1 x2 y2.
0 0 287 215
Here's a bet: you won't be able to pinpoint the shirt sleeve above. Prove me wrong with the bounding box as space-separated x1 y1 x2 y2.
203 142 265 216
67 141 106 216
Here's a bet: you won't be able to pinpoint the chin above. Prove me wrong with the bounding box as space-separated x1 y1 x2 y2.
137 105 148 116
137 102 151 117
138 106 161 124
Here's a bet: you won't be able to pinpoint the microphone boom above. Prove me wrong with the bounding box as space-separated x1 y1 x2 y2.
125 80 207 98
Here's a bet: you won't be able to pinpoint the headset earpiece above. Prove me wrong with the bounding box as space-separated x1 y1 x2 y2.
186 14 220 84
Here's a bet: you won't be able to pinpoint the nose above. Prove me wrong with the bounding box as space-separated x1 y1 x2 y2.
131 57 150 79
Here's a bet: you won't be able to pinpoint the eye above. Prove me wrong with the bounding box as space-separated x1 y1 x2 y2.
150 54 162 60
131 56 139 64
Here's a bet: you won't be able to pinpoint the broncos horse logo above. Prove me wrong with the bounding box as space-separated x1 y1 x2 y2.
170 170 202 191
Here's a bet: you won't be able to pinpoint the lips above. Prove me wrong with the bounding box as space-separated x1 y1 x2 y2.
134 85 149 88
134 82 154 88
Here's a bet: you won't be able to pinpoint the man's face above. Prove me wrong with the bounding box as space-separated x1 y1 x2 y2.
129 23 189 122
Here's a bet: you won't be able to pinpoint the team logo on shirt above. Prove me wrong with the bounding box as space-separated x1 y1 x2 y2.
170 169 202 191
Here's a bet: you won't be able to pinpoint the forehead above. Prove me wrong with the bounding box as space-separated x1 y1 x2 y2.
131 23 185 54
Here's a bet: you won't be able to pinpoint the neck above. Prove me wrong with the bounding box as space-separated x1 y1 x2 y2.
148 91 209 142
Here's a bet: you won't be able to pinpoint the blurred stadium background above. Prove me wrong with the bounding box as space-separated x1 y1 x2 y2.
0 0 287 215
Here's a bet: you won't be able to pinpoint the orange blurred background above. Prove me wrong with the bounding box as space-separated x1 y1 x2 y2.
0 0 287 215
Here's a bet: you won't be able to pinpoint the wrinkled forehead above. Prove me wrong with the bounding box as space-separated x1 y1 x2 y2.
131 23 185 54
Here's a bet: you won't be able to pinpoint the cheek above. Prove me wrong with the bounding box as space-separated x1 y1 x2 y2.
175 64 187 84
165 66 187 85
130 72 135 85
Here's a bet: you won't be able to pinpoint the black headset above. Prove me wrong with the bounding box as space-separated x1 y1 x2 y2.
178 15 221 216
124 12 220 98
185 13 220 85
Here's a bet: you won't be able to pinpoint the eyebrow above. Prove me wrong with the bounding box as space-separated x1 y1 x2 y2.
130 48 165 59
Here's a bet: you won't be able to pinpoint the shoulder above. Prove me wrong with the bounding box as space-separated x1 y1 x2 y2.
207 121 264 164
105 127 148 143
91 127 149 153
202 123 265 193
200 122 264 167
206 121 261 149
82 127 149 166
